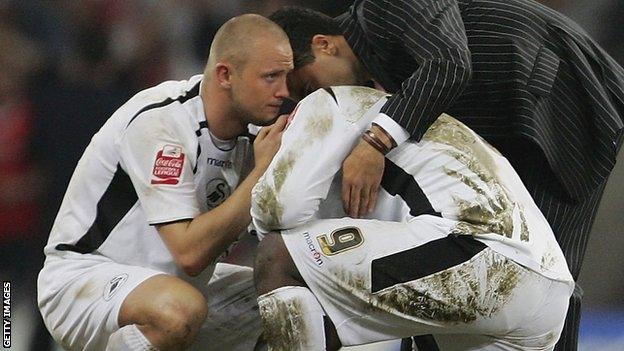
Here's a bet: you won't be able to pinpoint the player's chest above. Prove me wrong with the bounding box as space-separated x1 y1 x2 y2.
193 137 251 211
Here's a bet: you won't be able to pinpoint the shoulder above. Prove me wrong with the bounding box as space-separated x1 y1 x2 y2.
361 0 428 18
124 76 202 127
358 0 429 36
114 77 203 155
118 76 202 134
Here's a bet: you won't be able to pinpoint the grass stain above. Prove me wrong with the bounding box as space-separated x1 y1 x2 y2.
259 294 307 350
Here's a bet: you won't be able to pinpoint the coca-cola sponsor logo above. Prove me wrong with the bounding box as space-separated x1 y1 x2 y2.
151 145 185 185
155 158 183 168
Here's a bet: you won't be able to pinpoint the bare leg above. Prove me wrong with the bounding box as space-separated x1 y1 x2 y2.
114 275 208 350
255 233 342 350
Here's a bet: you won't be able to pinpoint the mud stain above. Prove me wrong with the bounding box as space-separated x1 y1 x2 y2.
254 182 283 229
304 113 333 140
272 151 297 193
342 86 389 122
74 280 98 300
540 251 556 271
520 211 530 242
425 115 531 241
259 294 307 350
330 249 523 324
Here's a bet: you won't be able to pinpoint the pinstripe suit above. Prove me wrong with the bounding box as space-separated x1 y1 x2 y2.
336 0 624 349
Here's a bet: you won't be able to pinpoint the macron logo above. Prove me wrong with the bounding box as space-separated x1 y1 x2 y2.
303 232 324 266
207 158 232 168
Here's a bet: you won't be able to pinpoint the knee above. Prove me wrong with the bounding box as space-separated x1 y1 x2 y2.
149 287 207 343
156 292 208 339
254 232 302 295
118 275 208 349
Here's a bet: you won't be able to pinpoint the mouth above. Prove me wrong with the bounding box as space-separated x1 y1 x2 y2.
267 103 282 110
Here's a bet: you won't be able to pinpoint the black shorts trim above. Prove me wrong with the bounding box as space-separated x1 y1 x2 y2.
381 159 441 217
371 234 487 293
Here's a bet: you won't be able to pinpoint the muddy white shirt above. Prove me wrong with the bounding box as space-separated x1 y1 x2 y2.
44 75 253 278
251 86 573 284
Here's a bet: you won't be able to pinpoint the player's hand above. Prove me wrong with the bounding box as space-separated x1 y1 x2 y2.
341 138 385 218
253 115 288 171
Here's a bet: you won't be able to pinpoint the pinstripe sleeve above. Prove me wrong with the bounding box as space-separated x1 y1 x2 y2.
372 0 472 141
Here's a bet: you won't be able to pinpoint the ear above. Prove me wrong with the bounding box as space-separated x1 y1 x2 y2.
311 34 337 56
214 63 233 89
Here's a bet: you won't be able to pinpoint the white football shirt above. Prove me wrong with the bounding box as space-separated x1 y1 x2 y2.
251 86 572 284
45 75 253 280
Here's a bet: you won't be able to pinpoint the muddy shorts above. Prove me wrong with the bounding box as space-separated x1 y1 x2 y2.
38 254 260 351
281 216 572 351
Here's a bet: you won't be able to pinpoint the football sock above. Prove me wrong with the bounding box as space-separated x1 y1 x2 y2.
257 286 326 351
106 324 158 351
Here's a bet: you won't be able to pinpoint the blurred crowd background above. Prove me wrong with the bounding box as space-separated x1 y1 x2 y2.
1 0 622 350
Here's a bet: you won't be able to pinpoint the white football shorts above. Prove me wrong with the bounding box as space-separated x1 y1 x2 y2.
281 216 572 350
38 254 260 350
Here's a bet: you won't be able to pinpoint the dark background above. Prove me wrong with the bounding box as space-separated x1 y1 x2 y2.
0 0 621 349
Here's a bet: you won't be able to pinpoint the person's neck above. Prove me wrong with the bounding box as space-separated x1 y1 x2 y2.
339 38 371 84
201 87 245 140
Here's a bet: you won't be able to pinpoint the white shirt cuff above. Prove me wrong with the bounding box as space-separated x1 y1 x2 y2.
372 113 410 145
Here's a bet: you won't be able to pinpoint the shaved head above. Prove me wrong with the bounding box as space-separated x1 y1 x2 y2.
205 14 289 75
201 13 293 134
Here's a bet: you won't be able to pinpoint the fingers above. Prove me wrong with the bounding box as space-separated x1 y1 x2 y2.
358 186 370 218
367 186 378 214
341 179 351 215
340 141 385 218
271 115 288 133
345 185 375 218
256 121 272 141
348 185 361 218
256 115 287 141
268 115 289 135
341 173 362 218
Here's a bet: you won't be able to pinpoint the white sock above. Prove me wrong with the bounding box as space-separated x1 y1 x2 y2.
257 286 326 351
106 324 159 351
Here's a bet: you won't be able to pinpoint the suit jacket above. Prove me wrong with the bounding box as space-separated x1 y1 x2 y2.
337 0 624 202
337 4 624 349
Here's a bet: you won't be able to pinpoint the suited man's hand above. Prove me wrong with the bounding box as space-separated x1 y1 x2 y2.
341 138 385 218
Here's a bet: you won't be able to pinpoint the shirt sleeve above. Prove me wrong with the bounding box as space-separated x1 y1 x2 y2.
251 88 389 235
118 111 200 225
367 0 473 142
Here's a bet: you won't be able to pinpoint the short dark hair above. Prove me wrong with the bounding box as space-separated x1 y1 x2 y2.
269 6 342 70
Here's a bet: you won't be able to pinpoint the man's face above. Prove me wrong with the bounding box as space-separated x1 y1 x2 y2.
287 49 367 101
230 39 293 126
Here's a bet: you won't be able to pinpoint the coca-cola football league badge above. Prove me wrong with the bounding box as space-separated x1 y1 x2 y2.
151 145 185 185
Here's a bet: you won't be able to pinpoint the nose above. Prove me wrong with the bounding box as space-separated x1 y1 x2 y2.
275 78 289 99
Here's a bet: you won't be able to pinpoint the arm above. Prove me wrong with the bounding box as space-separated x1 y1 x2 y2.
342 0 472 217
157 167 266 276
120 110 287 276
158 116 287 276
251 88 388 234
376 0 472 139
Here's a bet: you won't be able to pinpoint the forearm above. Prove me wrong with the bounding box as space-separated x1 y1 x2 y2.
369 0 471 141
381 60 471 141
251 89 388 232
160 167 265 275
